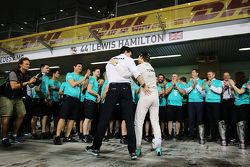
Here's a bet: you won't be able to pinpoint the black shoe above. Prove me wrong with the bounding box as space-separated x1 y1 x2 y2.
11 136 24 144
63 137 78 142
85 146 100 156
107 132 113 139
130 153 137 160
120 136 128 144
189 135 195 140
167 134 174 140
113 132 120 139
2 138 11 147
31 133 41 140
54 136 62 145
82 135 92 143
103 136 109 142
176 134 183 141
79 133 83 140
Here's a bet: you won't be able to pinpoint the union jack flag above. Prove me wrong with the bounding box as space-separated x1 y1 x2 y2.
169 31 183 41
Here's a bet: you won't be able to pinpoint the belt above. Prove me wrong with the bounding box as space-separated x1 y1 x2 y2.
110 82 130 86
64 95 80 101
222 98 234 101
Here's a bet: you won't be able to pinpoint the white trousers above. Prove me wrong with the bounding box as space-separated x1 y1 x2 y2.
134 91 162 148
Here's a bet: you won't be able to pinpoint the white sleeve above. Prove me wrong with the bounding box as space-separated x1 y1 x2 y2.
185 86 193 94
196 85 206 96
127 58 141 79
114 64 132 78
196 85 203 93
210 85 222 94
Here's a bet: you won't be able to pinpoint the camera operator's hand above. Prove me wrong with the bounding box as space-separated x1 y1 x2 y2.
29 77 37 84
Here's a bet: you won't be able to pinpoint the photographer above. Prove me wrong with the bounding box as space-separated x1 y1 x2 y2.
0 57 36 146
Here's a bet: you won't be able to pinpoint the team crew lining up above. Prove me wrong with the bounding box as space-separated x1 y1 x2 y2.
0 46 250 160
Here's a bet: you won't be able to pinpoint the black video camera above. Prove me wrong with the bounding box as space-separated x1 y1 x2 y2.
33 72 43 86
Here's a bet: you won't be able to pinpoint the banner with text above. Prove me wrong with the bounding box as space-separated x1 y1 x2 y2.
0 0 249 54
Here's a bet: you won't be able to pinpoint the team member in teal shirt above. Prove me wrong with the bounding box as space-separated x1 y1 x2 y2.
157 74 167 138
229 72 249 149
179 77 188 138
185 69 205 144
54 63 90 145
31 64 50 139
79 78 88 141
82 67 101 143
48 69 61 135
165 73 185 140
202 70 223 143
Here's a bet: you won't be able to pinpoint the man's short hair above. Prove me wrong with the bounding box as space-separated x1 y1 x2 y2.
73 63 83 67
180 77 187 83
92 67 100 72
158 74 165 79
120 46 133 54
40 64 49 69
207 70 215 74
192 69 199 73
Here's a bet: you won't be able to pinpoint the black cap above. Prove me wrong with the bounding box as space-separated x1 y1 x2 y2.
139 51 151 62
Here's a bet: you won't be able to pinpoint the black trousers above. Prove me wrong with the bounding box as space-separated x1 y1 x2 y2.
93 83 136 153
206 102 221 139
221 99 237 140
188 102 204 136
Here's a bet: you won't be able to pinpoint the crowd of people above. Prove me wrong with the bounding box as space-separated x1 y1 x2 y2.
0 46 250 160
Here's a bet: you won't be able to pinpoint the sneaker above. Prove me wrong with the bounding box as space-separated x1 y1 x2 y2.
63 137 78 142
82 135 92 143
120 136 128 144
103 136 109 142
54 136 62 145
135 148 142 157
11 136 24 144
155 147 162 156
88 135 94 141
239 142 246 149
221 140 227 146
199 139 205 145
2 138 11 147
85 146 100 156
130 153 137 160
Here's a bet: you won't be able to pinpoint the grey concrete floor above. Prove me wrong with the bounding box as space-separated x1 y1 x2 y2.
0 138 250 167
